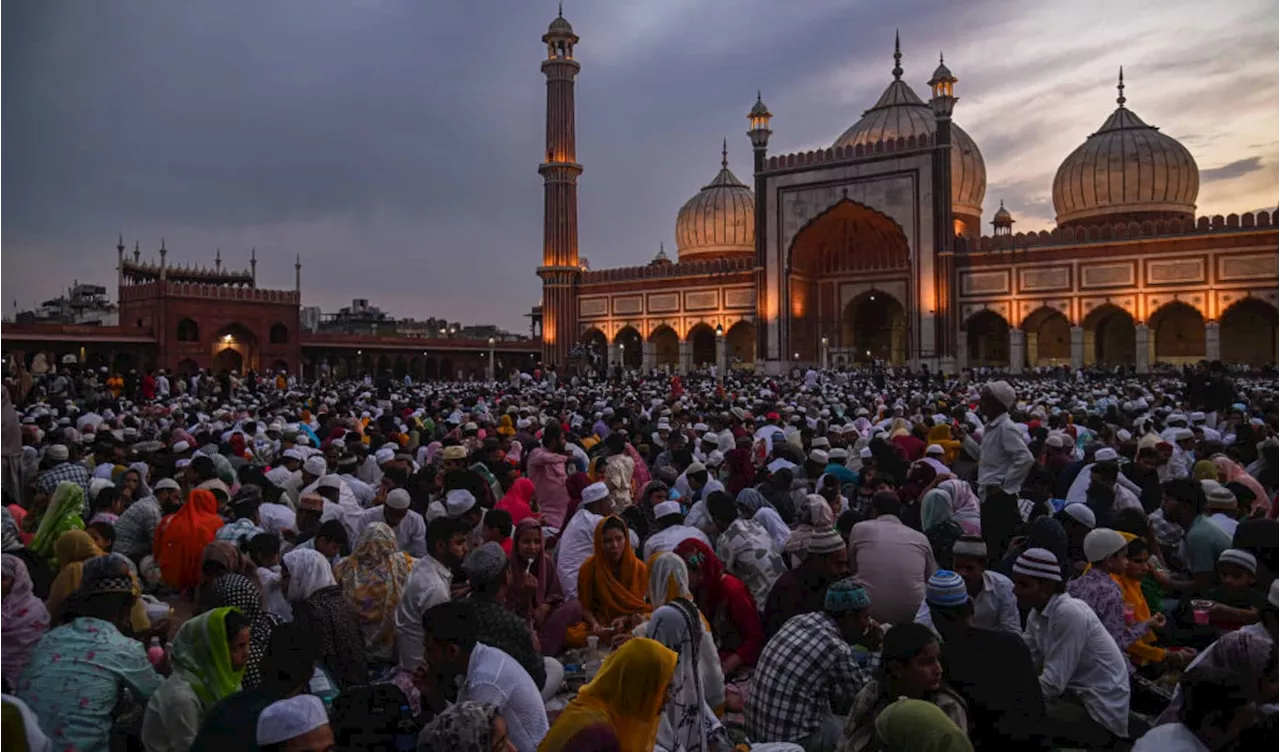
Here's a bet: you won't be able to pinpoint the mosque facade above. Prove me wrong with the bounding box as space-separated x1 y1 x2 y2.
534 13 1280 375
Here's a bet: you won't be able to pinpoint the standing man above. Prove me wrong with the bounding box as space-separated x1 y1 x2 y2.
977 380 1033 500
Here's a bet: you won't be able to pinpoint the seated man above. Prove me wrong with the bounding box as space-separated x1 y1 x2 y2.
1133 666 1262 751
914 536 1019 635
1013 547 1132 748
415 600 549 752
642 497 712 560
746 578 878 752
255 695 334 752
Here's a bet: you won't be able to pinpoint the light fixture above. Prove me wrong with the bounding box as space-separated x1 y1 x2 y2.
222 334 232 343
715 324 724 337
488 337 495 345
821 336 828 347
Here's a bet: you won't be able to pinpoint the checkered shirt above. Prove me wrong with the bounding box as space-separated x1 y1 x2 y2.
745 610 870 743
34 462 92 508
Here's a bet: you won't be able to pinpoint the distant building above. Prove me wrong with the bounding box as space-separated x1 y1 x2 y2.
14 282 118 326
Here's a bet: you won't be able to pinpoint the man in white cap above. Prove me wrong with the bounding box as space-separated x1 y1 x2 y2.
1067 528 1168 656
976 381 1034 500
256 694 333 751
1063 446 1142 512
642 496 712 560
1012 547 1132 746
356 488 426 558
556 481 613 600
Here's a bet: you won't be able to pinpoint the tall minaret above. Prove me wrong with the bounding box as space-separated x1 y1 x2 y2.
537 6 582 368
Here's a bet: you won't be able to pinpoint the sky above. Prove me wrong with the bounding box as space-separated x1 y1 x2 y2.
4 0 1277 332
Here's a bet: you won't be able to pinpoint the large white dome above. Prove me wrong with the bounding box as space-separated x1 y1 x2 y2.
674 145 755 262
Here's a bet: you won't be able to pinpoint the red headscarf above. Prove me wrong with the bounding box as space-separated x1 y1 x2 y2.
496 477 537 526
153 489 225 590
674 537 727 613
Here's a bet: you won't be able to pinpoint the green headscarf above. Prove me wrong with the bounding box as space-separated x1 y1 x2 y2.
1193 459 1219 482
874 698 973 752
170 606 245 707
31 481 86 562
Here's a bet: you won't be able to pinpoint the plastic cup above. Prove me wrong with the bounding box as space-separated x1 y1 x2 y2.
586 635 599 653
1191 599 1212 625
1123 605 1135 625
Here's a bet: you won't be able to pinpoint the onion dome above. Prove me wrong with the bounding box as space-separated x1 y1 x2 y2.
993 201 1013 226
650 242 673 266
674 140 755 262
1052 69 1199 228
547 3 573 34
832 36 986 224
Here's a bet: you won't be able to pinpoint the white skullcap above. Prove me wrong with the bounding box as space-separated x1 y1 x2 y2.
653 500 682 518
859 447 873 459
829 447 849 460
1062 502 1096 529
282 448 307 462
1093 447 1119 463
445 489 476 517
1045 434 1068 449
581 481 610 505
385 488 411 510
1082 528 1128 563
171 440 191 453
808 449 829 465
375 447 396 465
317 474 342 490
303 456 327 476
925 444 945 456
256 695 328 745
985 380 1016 408
153 478 181 492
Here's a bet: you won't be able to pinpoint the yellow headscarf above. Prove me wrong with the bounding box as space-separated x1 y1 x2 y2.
538 637 678 752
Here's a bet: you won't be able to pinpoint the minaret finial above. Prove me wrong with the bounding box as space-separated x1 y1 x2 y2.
892 29 902 80
133 241 140 262
721 137 728 169
939 51 944 65
160 238 167 254
215 248 221 270
1116 66 1125 107
557 0 563 18
117 233 124 250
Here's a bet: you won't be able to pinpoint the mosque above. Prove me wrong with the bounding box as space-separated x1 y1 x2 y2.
532 11 1280 375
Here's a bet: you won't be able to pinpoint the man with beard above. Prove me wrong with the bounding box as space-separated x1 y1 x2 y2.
394 515 471 675
112 476 182 561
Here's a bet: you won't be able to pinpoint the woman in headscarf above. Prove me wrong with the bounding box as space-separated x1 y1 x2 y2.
724 435 757 497
1156 629 1275 726
921 478 982 535
46 530 104 617
333 522 413 663
566 516 649 649
506 518 581 657
638 553 728 752
674 538 765 676
419 700 515 752
871 698 974 752
734 488 789 554
1 554 49 691
496 476 537 527
282 548 367 688
0 383 22 509
29 481 85 563
207 573 282 690
840 623 969 752
2 508 52 600
140 606 251 752
538 637 678 752
1213 455 1270 516
193 540 260 613
154 489 225 591
869 436 909 486
1192 459 1219 482
783 495 833 569
17 554 163 752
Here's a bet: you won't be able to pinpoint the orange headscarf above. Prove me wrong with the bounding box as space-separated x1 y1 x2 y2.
154 489 225 590
538 637 677 752
577 517 649 624
1108 531 1166 665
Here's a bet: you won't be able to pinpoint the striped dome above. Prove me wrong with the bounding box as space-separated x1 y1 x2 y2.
675 146 755 262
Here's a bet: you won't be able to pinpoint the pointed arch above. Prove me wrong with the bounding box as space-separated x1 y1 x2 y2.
1020 306 1071 366
963 310 1009 367
1082 304 1135 366
1149 301 1204 364
649 325 680 368
614 326 643 369
1221 297 1278 365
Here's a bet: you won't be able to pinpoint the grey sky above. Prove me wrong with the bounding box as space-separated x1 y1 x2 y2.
4 0 1277 331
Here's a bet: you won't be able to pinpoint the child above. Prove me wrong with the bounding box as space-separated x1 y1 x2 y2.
89 487 125 526
247 532 292 620
482 509 514 556
86 521 117 553
1203 548 1265 632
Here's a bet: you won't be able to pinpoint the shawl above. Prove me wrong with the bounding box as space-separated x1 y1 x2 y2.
925 424 961 465
784 495 833 560
154 489 225 590
724 448 755 497
623 442 651 491
643 553 725 752
1 554 49 688
30 481 86 563
195 541 261 612
495 477 537 526
419 701 499 752
1192 460 1219 482
333 522 413 658
1214 455 1270 514
673 537 729 617
873 698 973 752
1156 629 1274 725
538 637 678 752
1 508 21 553
505 518 565 618
208 573 282 690
578 516 649 623
736 489 790 553
44 530 104 621
283 548 338 602
170 607 245 708
0 388 19 459
921 479 981 535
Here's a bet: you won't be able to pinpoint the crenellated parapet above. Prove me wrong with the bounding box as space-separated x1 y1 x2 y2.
119 281 299 303
762 133 936 173
957 209 1278 254
122 259 255 286
579 255 752 286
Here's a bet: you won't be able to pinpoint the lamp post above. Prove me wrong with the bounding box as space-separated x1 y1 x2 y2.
821 336 829 371
715 324 725 386
487 337 496 382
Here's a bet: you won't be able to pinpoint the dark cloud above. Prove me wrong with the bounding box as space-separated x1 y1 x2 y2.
3 0 1275 328
1201 157 1265 183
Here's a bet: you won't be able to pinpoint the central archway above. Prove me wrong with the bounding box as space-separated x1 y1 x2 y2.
1082 304 1134 366
614 326 643 370
688 323 717 369
212 323 257 373
787 199 911 362
843 291 907 364
1149 302 1204 365
1021 307 1071 367
650 325 680 369
964 310 1009 367
579 328 607 374
725 320 755 367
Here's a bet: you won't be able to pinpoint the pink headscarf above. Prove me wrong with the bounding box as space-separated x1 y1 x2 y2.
1213 456 1269 515
2 554 50 687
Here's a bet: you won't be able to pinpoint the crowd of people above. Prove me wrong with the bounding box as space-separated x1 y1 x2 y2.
0 358 1276 751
